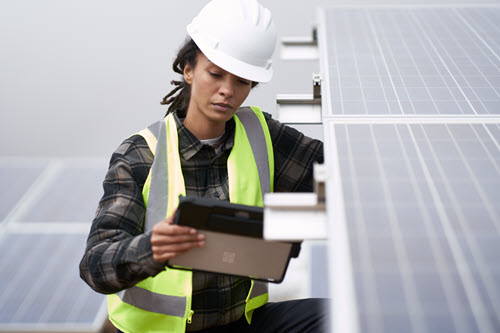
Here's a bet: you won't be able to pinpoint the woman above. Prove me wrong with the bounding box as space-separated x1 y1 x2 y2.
80 0 326 332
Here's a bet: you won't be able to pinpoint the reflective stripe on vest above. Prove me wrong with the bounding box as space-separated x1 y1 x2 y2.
108 106 273 333
116 286 186 317
234 107 273 194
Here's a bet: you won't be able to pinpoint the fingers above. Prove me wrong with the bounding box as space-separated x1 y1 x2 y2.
151 214 205 263
152 240 205 263
152 219 196 236
151 232 205 246
151 224 204 248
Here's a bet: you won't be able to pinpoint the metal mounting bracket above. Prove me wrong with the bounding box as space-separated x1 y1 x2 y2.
275 74 322 124
263 163 328 241
280 27 319 60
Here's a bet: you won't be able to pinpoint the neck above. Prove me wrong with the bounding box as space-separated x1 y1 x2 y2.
184 112 226 140
183 110 226 140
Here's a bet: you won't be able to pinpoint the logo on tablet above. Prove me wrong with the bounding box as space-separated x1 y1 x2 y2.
222 251 236 264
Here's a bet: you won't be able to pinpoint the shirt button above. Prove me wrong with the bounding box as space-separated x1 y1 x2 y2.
214 192 220 198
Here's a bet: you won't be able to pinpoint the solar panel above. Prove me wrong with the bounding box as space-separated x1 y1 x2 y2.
322 6 500 116
0 159 107 224
0 158 107 332
18 162 107 223
329 121 500 332
0 161 47 221
318 5 500 333
0 233 107 332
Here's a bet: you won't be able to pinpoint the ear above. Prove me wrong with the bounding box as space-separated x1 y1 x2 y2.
183 63 193 85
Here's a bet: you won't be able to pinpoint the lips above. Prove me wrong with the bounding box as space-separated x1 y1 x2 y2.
212 103 233 112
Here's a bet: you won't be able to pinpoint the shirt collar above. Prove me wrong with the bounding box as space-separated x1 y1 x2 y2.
173 110 235 161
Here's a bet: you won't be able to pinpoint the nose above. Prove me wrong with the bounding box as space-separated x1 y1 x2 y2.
218 77 234 98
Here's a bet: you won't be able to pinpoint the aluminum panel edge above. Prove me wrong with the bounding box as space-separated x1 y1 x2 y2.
317 7 360 333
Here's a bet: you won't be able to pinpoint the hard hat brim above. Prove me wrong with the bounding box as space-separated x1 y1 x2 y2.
188 25 273 83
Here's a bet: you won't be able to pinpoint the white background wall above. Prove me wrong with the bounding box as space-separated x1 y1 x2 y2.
0 0 322 157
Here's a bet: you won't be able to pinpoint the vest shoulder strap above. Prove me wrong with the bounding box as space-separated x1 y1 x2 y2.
136 119 163 156
235 106 274 194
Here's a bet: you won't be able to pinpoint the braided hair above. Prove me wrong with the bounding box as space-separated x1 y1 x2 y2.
161 38 200 117
161 37 259 117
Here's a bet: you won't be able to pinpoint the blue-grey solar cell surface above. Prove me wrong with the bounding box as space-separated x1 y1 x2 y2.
0 161 47 221
324 7 500 115
331 122 500 332
19 165 107 223
0 233 105 329
320 5 500 333
0 158 107 332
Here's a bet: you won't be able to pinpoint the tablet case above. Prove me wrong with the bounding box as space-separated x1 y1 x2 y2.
166 196 299 283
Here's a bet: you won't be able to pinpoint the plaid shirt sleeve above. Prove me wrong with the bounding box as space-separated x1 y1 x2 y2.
79 135 165 294
264 113 324 193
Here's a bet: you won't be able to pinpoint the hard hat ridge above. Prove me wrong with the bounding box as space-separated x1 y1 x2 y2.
243 0 269 29
186 0 276 83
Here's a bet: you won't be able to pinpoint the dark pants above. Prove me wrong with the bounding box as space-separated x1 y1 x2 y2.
117 298 329 333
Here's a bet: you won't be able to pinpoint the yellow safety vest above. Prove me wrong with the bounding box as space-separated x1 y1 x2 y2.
108 106 274 333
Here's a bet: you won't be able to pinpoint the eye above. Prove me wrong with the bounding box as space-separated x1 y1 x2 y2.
239 80 250 86
209 72 221 78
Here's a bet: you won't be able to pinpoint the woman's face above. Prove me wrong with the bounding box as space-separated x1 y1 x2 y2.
184 53 253 124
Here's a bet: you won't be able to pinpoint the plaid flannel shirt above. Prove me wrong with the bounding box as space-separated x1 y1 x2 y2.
79 110 323 331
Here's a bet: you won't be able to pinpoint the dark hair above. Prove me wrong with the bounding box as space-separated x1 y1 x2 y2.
161 37 259 117
161 38 200 117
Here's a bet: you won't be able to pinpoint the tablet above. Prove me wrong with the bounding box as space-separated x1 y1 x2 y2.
166 196 298 283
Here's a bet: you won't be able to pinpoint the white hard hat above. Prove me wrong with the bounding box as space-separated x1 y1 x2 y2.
187 0 276 83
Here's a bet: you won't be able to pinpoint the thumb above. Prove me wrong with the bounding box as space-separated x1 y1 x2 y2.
164 208 178 224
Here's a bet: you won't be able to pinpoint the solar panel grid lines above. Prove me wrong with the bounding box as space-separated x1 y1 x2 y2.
0 234 106 331
389 10 477 115
342 124 426 333
373 10 441 116
326 120 495 331
0 235 52 322
390 124 472 333
442 126 499 232
344 124 446 330
322 6 500 117
0 160 63 227
37 244 81 324
402 9 472 114
0 234 27 304
425 8 500 113
455 9 500 64
0 158 108 332
365 125 427 333
20 166 107 223
412 10 496 115
367 10 419 116
345 11 369 116
409 124 498 333
338 124 384 333
0 161 48 222
10 235 75 323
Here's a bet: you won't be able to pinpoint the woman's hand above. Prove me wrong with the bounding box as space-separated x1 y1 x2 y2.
150 210 205 263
